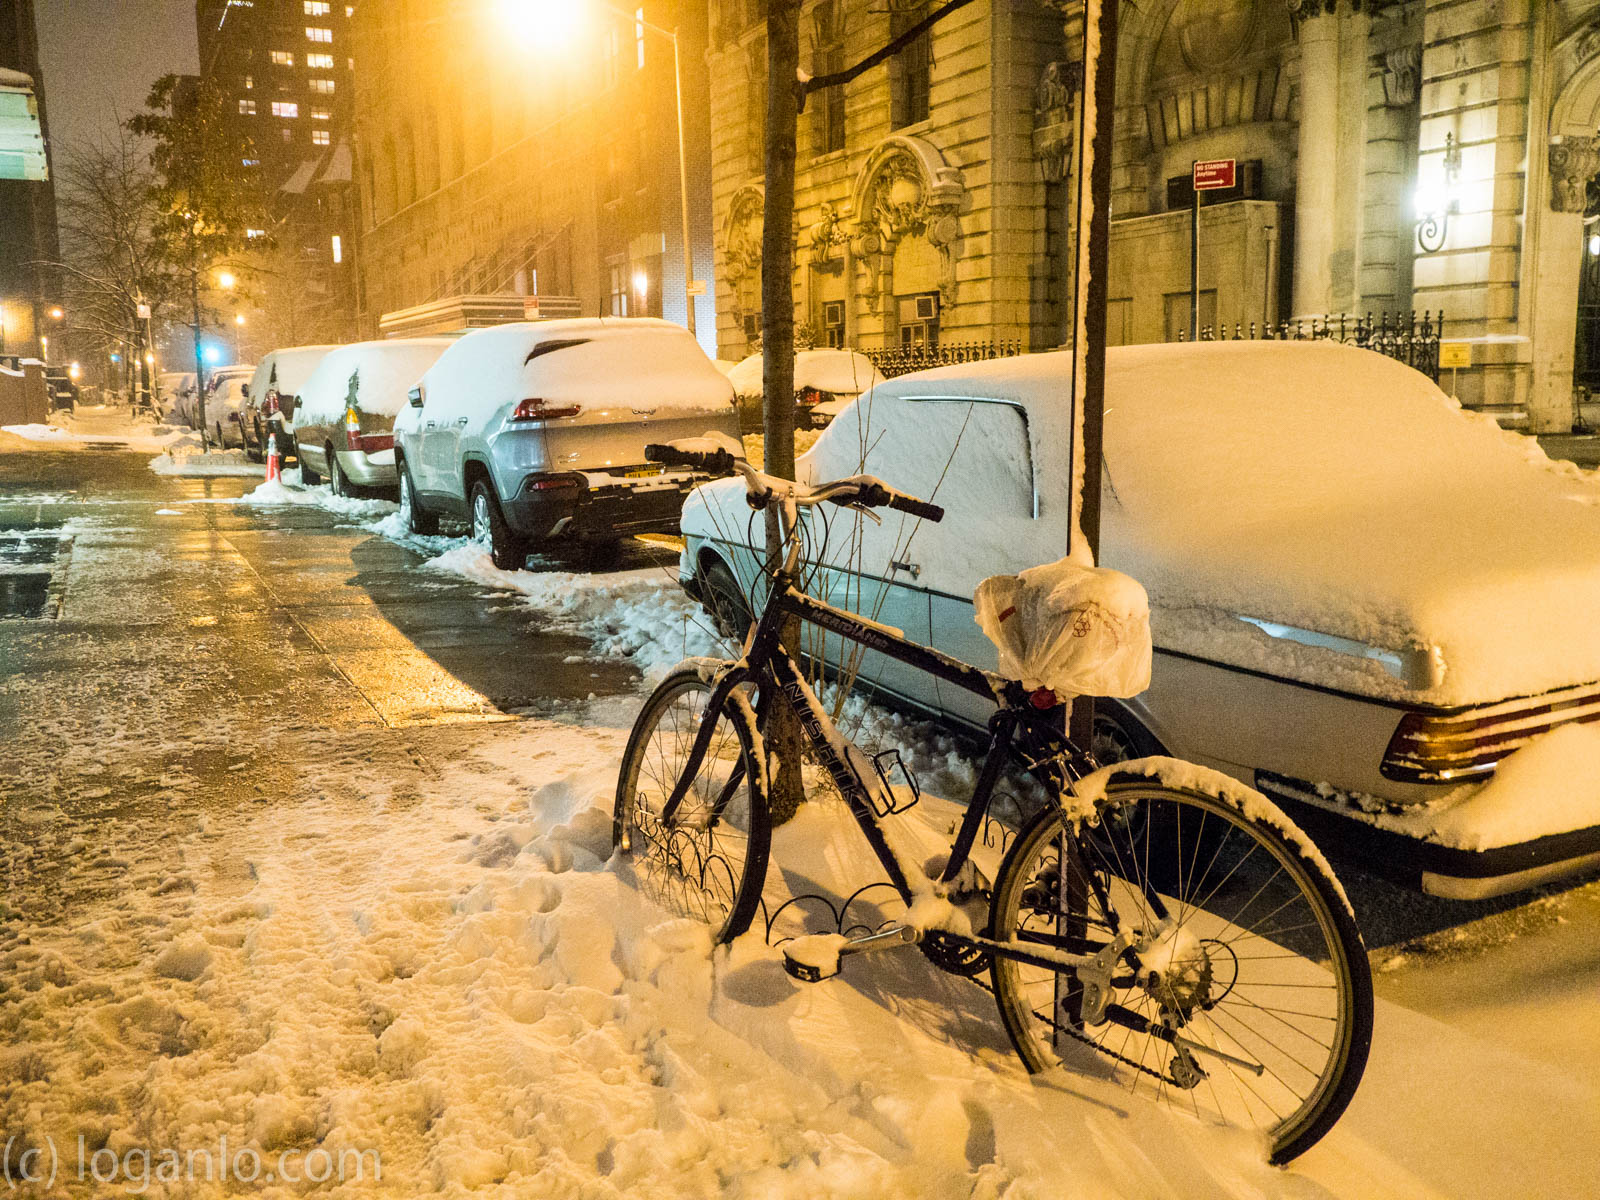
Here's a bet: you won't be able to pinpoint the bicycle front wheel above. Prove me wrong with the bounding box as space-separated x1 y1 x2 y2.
613 665 770 943
989 776 1372 1164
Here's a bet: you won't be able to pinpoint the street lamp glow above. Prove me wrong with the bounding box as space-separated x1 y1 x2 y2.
217 271 237 290
48 306 63 321
68 362 81 380
203 345 223 365
632 270 649 301
235 313 246 326
498 0 585 48
145 352 155 365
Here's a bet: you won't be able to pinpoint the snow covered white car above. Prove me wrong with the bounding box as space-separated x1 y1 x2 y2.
680 342 1600 899
244 345 338 463
294 339 453 495
394 318 741 566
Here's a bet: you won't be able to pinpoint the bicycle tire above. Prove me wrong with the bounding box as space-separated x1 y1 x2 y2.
613 665 770 943
988 775 1372 1164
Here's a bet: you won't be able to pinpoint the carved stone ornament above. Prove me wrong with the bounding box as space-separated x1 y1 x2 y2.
1033 61 1078 184
1286 0 1361 22
847 136 966 310
807 201 850 263
1383 45 1420 108
720 184 765 322
1550 137 1600 213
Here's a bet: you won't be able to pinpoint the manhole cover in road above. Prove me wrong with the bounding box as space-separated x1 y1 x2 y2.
0 522 72 619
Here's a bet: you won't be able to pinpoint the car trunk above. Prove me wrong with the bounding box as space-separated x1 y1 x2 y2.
537 408 739 478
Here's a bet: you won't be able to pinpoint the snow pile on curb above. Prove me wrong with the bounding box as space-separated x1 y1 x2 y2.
4 420 197 453
234 475 397 518
149 449 265 477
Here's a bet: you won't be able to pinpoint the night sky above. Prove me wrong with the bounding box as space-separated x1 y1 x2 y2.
34 0 199 153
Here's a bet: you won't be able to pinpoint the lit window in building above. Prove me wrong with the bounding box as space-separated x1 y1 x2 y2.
281 128 293 142
244 75 253 89
603 22 620 88
304 0 330 13
311 107 331 120
272 101 300 118
271 50 295 66
608 262 629 316
243 157 260 167
312 129 330 145
239 99 257 115
306 26 333 42
635 7 645 69
307 52 334 68
331 234 343 264
310 78 336 93
346 5 354 15
246 228 266 239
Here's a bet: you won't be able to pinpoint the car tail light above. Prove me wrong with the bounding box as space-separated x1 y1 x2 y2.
525 473 582 491
344 405 363 450
1381 682 1600 783
510 398 583 422
796 387 828 408
263 392 280 417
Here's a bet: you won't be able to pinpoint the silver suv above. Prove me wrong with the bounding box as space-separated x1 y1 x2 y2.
392 319 740 567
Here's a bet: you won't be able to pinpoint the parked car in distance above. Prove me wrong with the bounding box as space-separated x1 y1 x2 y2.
202 367 257 447
158 372 195 425
726 348 887 429
294 339 454 496
681 341 1600 900
244 345 339 462
393 318 741 568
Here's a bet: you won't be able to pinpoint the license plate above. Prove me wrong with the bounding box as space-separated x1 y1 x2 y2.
625 466 662 478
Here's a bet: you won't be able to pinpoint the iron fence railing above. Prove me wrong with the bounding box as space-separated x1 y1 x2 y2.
861 338 1025 379
1178 311 1444 383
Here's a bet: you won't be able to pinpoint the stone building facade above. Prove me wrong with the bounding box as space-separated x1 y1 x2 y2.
350 0 715 349
711 0 1600 432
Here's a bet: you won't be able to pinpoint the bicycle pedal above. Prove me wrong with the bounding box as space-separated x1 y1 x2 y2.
781 953 838 983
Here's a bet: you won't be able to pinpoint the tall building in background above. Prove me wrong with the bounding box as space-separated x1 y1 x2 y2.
0 0 60 360
349 0 716 351
196 0 359 346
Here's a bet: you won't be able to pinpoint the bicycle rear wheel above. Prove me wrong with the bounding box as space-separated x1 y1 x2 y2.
989 776 1372 1164
613 665 770 943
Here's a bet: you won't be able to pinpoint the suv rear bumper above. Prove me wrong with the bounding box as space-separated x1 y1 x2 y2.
503 472 712 542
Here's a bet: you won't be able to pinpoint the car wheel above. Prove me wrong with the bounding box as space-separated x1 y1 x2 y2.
298 441 321 486
328 447 347 497
398 463 439 535
470 479 525 571
1090 702 1161 767
700 556 754 643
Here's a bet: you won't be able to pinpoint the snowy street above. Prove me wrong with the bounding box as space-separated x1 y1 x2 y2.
3 445 1599 1197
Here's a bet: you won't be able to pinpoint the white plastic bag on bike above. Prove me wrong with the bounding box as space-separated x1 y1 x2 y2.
973 559 1152 701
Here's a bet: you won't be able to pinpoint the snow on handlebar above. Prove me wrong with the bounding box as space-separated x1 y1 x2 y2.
645 439 943 524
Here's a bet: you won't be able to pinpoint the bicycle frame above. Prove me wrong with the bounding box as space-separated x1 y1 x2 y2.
663 558 1097 914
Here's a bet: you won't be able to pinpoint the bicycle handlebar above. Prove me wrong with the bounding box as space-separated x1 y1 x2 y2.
645 442 944 524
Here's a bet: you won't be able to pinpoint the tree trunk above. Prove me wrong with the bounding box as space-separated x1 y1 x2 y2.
761 0 805 824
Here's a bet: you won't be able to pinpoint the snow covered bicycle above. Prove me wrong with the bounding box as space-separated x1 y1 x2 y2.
612 443 1372 1164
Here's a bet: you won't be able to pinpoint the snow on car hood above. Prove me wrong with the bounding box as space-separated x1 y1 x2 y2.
1101 342 1600 707
726 349 885 400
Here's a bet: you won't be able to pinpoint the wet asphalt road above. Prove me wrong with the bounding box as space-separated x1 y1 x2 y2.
0 449 672 924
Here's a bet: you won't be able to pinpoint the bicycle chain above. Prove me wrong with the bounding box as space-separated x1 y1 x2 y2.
967 974 1173 1085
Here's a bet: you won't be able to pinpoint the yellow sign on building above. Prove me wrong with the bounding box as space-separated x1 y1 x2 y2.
1439 342 1472 369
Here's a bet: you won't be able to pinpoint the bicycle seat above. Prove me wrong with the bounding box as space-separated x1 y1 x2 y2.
974 559 1152 702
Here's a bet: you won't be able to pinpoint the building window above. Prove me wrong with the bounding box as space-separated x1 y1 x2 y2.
304 0 330 14
635 7 645 68
608 260 629 316
310 78 336 93
896 292 939 346
243 75 253 89
306 27 333 42
810 1 844 155
747 37 766 177
312 129 331 145
821 299 845 347
270 50 295 66
889 3 930 129
246 228 266 239
271 101 299 118
311 107 331 120
307 52 334 68
239 99 257 115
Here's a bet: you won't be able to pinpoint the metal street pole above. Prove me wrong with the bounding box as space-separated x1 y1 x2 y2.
190 227 209 449
1190 164 1199 340
670 30 697 338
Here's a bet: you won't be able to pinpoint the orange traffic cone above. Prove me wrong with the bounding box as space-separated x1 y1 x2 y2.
265 432 281 483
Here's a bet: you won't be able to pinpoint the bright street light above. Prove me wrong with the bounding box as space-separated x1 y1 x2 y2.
217 271 237 290
48 306 64 321
497 0 587 48
234 313 246 326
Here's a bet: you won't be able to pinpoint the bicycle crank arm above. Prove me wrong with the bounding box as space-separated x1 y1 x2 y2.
782 925 919 983
1103 1004 1265 1076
